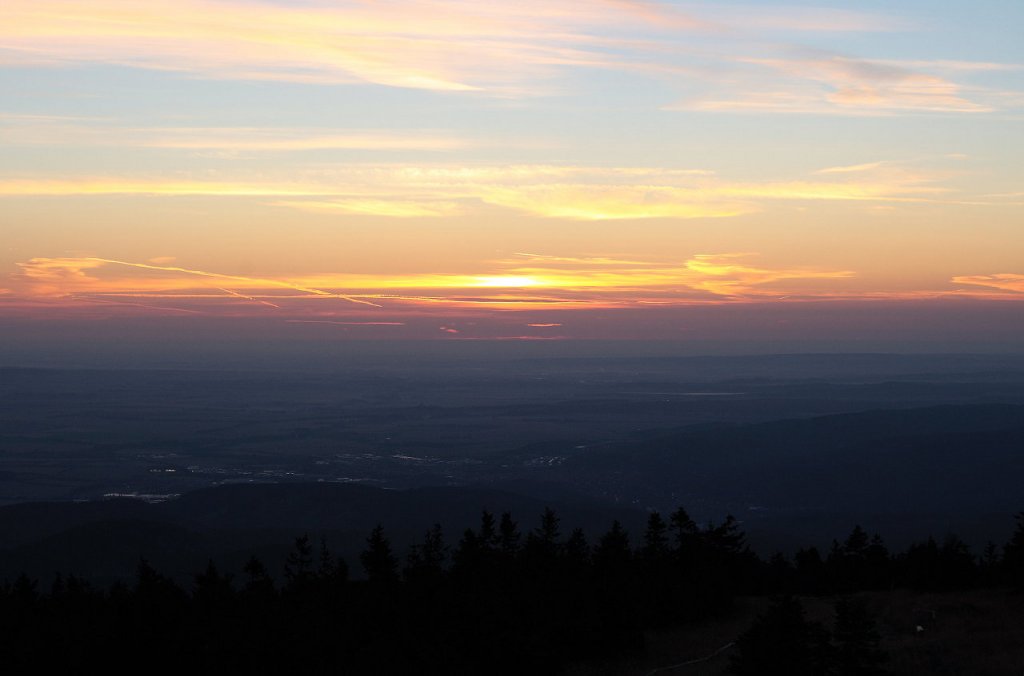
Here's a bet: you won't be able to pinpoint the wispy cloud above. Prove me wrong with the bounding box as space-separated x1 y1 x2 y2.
0 117 468 152
698 6 909 33
952 273 1024 294
669 52 1016 115
7 252 858 316
17 257 381 307
4 0 993 114
284 320 405 326
494 252 855 299
274 198 464 218
12 253 1022 323
1 0 706 94
0 161 961 219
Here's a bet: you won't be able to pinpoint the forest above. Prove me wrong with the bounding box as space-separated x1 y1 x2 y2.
2 506 1023 674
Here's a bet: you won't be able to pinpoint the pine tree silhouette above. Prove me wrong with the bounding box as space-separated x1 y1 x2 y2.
361 524 398 583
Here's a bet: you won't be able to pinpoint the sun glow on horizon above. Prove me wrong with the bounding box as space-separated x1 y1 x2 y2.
472 276 544 288
1 0 1022 344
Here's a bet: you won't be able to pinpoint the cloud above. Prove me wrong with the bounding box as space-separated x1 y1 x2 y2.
669 52 1009 115
698 6 908 33
1 0 706 94
15 253 1024 323
815 161 892 175
0 161 959 219
2 0 968 109
678 253 854 297
285 320 405 326
273 199 464 218
7 252 860 319
952 273 1024 294
17 256 381 307
0 118 468 152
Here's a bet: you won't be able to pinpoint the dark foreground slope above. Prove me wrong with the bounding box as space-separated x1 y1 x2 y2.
2 497 1024 676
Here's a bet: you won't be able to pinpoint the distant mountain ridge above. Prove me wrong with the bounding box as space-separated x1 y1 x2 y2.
1 404 1022 584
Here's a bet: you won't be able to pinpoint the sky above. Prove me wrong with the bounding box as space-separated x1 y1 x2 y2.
1 0 1023 350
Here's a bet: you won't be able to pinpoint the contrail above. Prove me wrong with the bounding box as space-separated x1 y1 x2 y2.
285 320 405 326
85 258 382 307
216 287 281 309
69 295 204 314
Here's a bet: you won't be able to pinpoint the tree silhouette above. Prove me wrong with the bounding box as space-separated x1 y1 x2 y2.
1002 512 1024 588
499 511 521 556
405 523 447 583
242 555 274 595
194 560 234 608
641 511 669 562
361 524 398 583
283 533 314 592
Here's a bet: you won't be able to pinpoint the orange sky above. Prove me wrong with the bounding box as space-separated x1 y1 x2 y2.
2 0 1022 347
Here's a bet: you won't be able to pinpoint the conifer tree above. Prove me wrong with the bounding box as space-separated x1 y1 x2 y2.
1002 512 1024 588
498 512 521 556
641 511 669 562
284 534 314 590
361 524 398 583
242 555 274 596
564 527 590 568
405 523 447 582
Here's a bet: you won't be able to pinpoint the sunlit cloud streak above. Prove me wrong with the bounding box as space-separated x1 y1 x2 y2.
275 199 464 218
216 287 281 309
1 0 707 94
18 257 381 307
696 6 909 33
0 117 469 152
67 295 205 314
952 274 1024 294
0 162 963 219
9 253 859 317
3 0 1010 116
667 52 1018 115
7 253 1023 331
284 320 405 326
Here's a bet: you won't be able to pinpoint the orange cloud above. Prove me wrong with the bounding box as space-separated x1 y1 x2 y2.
274 199 464 219
7 252 862 319
285 320 405 326
17 257 381 307
952 274 1024 294
14 254 1021 323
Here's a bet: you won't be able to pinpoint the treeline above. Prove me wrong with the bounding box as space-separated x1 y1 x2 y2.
2 508 1023 673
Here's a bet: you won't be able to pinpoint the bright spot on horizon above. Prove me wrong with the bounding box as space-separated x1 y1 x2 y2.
473 276 543 288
